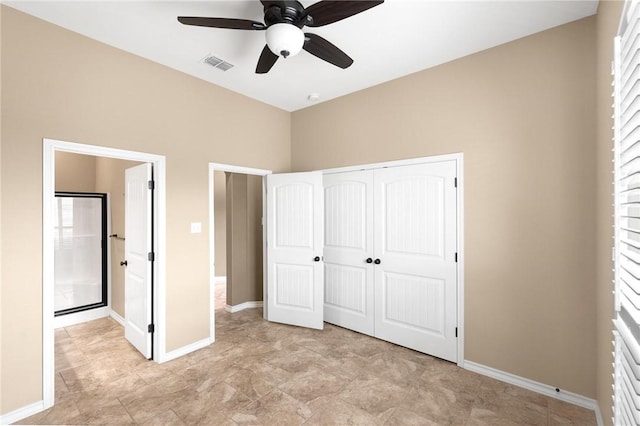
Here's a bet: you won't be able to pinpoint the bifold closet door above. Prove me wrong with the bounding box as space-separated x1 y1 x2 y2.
323 170 375 336
374 161 458 362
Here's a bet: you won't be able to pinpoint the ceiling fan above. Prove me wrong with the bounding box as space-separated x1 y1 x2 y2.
178 1 384 74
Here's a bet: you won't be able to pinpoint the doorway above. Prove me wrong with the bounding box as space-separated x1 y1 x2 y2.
208 163 272 337
42 138 167 410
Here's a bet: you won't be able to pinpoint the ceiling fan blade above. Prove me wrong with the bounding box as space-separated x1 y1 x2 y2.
177 17 266 30
304 1 383 27
256 45 279 74
303 33 353 69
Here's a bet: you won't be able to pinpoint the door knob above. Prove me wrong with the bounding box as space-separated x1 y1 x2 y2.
374 259 381 265
314 256 321 262
120 260 128 267
366 258 373 263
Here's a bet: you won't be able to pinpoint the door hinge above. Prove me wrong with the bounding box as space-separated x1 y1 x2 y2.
148 324 155 333
455 327 458 338
148 252 155 261
454 177 458 188
148 180 155 190
455 252 458 262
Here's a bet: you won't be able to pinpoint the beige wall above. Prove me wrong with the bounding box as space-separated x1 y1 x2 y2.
292 17 597 397
55 152 97 192
225 173 263 306
214 170 226 277
0 5 290 414
247 174 264 302
596 1 624 424
95 157 143 318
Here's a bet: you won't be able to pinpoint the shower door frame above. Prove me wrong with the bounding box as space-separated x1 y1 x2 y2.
54 191 108 316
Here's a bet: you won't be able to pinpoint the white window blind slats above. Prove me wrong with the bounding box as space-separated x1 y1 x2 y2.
628 1 640 31
621 37 640 75
619 124 640 153
621 158 640 181
615 314 640 425
615 2 640 424
622 342 640 394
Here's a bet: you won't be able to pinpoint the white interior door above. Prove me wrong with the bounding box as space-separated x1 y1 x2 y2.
323 170 375 336
124 163 153 358
373 161 458 362
266 172 324 330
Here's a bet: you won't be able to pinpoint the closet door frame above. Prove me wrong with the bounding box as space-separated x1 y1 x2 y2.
322 152 465 366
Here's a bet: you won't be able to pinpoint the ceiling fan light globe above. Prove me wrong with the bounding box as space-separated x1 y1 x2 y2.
266 23 304 59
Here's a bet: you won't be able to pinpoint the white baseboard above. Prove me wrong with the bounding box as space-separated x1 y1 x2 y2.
463 361 602 426
53 306 110 329
0 400 44 425
225 301 263 313
110 310 125 327
215 276 227 283
160 337 213 363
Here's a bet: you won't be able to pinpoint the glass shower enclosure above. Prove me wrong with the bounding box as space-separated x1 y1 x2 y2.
54 192 108 316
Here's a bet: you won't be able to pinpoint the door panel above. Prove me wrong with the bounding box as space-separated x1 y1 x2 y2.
125 163 153 358
374 161 457 362
323 171 374 335
266 172 324 329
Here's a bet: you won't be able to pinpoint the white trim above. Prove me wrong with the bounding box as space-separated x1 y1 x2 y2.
0 400 45 425
322 153 463 175
106 193 112 316
464 361 601 421
208 163 273 336
162 337 212 363
225 301 264 313
43 138 168 410
455 155 465 367
110 310 126 327
53 307 110 329
215 276 227 283
208 162 272 176
208 163 216 344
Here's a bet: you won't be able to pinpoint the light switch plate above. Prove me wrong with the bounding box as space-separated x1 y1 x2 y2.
190 222 202 233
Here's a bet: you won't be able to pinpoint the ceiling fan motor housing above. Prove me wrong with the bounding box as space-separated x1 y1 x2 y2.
264 1 307 58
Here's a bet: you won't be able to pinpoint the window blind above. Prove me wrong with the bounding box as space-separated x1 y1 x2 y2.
615 1 640 425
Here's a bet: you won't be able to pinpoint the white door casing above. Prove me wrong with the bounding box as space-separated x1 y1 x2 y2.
323 170 375 336
374 161 458 362
125 163 153 358
266 172 324 330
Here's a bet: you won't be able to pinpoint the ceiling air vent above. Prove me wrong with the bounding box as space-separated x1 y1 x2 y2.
203 55 234 72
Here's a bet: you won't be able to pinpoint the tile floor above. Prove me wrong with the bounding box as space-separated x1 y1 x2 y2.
20 298 597 425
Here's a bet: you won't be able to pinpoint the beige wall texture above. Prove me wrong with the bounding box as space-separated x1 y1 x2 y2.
55 152 97 192
292 17 597 398
0 5 290 414
596 1 624 424
225 173 263 306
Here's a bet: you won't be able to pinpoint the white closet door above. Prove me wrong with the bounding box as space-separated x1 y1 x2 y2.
374 161 457 362
266 172 324 330
323 170 375 336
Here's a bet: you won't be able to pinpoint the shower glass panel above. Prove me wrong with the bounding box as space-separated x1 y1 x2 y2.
54 192 107 315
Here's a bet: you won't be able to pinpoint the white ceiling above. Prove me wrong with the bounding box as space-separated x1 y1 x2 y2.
5 0 598 111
